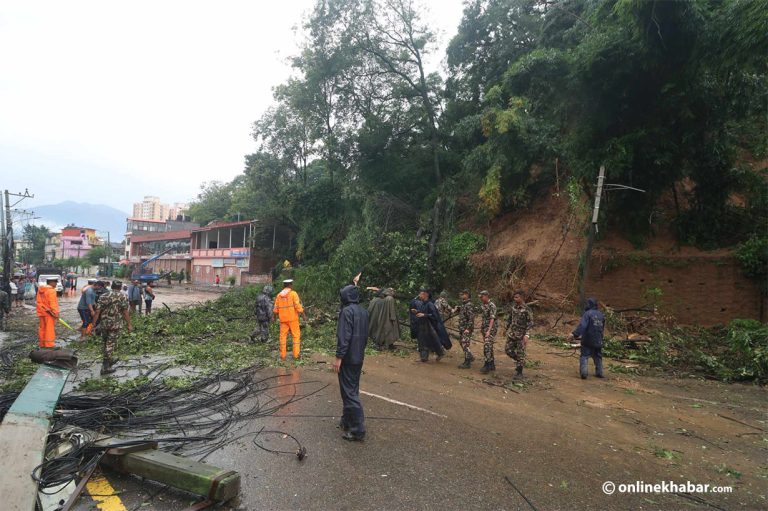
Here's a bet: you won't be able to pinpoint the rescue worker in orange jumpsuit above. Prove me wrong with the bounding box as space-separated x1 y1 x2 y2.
273 279 307 360
36 277 60 348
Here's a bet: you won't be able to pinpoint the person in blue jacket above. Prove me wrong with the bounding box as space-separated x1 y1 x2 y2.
570 298 605 379
333 284 370 441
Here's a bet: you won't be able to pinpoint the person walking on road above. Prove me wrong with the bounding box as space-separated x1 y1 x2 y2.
127 280 143 314
333 284 369 441
250 285 274 343
273 279 307 360
36 277 59 348
15 277 25 308
504 290 533 378
569 298 606 379
77 279 97 339
178 269 185 284
479 290 498 374
457 289 477 369
144 283 156 314
9 279 17 309
93 280 133 375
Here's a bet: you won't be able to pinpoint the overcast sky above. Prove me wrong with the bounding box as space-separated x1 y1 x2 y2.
0 0 466 214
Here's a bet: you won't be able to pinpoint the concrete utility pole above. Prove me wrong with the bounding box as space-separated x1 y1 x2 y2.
1 188 34 286
578 167 645 307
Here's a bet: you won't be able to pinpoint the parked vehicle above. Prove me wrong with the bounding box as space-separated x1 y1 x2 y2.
37 274 64 296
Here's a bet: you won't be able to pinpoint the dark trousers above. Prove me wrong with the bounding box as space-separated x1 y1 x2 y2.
145 300 152 314
580 345 604 377
338 363 365 437
78 308 93 329
417 323 445 361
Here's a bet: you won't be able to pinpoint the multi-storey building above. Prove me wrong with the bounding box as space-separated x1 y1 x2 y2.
132 196 170 221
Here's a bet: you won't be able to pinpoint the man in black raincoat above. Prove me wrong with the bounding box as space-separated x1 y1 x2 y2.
570 298 606 379
414 288 451 362
333 285 370 441
408 295 421 341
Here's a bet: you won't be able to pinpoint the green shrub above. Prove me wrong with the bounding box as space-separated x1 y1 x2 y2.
610 320 768 383
736 235 768 293
439 231 486 272
723 319 768 382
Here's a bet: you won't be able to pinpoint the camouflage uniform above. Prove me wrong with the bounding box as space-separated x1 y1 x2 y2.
434 296 453 321
457 299 476 362
505 303 533 371
97 291 129 370
0 289 9 330
251 288 274 343
480 301 498 363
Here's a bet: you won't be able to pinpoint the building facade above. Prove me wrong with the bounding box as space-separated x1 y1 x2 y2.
129 230 192 276
44 233 62 261
60 227 94 259
168 202 188 221
132 196 170 221
124 218 199 260
131 197 188 222
190 220 280 285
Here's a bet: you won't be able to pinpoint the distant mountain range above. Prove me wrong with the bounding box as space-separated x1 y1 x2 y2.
31 201 129 239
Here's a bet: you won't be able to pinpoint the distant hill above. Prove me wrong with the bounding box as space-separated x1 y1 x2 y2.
32 201 128 239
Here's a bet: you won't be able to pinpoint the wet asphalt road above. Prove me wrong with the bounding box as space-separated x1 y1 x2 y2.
71 356 731 511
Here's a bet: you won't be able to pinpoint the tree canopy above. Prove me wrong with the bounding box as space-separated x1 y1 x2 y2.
188 0 767 290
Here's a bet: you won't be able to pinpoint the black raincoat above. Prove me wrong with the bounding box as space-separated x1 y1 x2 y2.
336 285 369 365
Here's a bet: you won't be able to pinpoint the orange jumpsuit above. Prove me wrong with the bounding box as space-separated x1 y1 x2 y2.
273 287 304 360
36 284 59 348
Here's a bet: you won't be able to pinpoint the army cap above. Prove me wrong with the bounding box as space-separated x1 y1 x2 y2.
111 280 123 289
478 290 490 296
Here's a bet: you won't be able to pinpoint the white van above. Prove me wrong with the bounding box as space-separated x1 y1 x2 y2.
37 274 64 297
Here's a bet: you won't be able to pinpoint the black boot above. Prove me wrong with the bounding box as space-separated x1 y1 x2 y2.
515 365 523 378
342 431 365 442
480 361 495 374
458 358 471 369
100 360 116 375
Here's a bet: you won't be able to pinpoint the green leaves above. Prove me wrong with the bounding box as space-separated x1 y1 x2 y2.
736 236 768 292
478 165 502 219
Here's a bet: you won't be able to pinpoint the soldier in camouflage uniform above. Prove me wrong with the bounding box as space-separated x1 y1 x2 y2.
456 290 476 369
478 290 498 374
250 285 274 343
434 291 453 321
0 283 10 331
505 290 533 378
93 281 133 375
